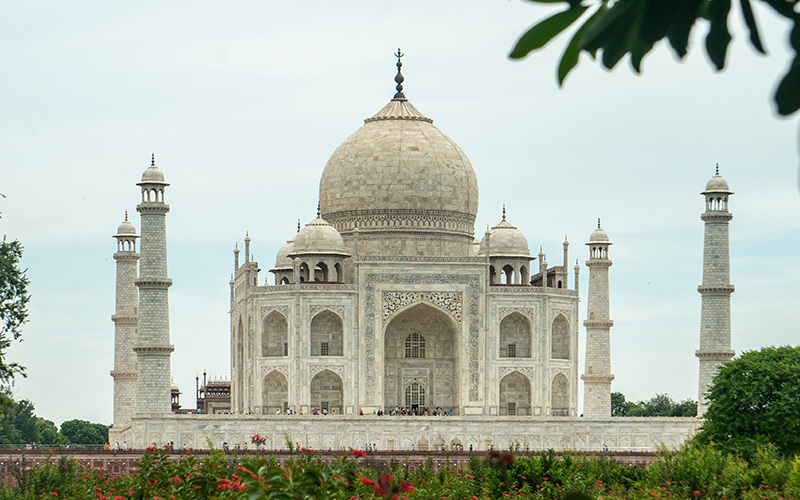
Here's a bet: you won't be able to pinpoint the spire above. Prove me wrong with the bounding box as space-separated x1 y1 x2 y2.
151 153 155 166
597 218 601 229
393 48 406 101
124 210 128 221
297 219 301 233
715 162 719 175
317 202 321 218
502 204 506 221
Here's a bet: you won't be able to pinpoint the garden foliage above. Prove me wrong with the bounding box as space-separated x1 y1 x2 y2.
1 440 800 500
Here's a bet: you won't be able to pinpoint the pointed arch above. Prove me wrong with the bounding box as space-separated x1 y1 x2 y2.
499 371 531 416
314 262 328 282
502 264 515 284
551 314 570 360
551 373 569 416
262 311 288 357
383 302 459 414
310 310 343 356
262 370 288 415
499 312 531 358
334 263 343 282
310 369 343 414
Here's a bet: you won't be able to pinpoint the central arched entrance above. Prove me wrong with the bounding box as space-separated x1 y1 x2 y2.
383 302 459 415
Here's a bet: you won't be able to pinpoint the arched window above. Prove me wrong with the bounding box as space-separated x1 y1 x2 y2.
551 315 570 360
310 310 343 356
404 332 426 358
499 371 531 416
262 371 288 415
262 311 288 357
310 370 343 415
499 313 531 358
405 382 426 407
551 373 569 416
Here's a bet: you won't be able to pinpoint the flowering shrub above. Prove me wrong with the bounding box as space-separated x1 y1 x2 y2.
1 444 798 500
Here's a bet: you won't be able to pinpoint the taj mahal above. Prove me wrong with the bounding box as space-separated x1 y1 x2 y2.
108 55 734 451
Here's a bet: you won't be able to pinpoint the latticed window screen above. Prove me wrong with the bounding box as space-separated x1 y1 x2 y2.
404 332 426 358
508 402 516 416
283 343 289 356
404 383 426 407
321 401 329 412
321 342 329 356
507 343 517 358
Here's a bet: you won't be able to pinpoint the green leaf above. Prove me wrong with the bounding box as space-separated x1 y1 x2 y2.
705 0 732 70
739 0 766 54
510 5 589 59
666 0 703 58
774 57 800 116
557 5 604 84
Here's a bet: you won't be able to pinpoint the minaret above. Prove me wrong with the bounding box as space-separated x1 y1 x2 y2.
134 155 174 413
582 219 614 417
110 213 139 438
696 166 735 416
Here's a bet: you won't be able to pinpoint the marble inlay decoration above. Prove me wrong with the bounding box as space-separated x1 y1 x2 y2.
382 291 462 325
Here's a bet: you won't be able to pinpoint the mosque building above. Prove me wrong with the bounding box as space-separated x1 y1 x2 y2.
108 55 721 450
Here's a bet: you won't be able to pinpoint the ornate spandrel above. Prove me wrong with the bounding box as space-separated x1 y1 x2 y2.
260 305 290 319
383 291 462 325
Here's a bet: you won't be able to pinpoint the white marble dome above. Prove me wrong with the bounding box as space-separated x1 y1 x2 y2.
589 225 610 243
318 98 479 232
481 218 530 257
274 238 296 269
141 160 166 184
704 173 730 192
116 217 136 236
292 217 347 255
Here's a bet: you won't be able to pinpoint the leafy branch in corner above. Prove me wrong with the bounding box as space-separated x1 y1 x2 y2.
509 0 800 116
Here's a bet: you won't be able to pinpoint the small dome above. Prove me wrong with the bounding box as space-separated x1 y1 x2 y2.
139 155 167 184
292 217 347 255
274 238 295 269
480 217 530 257
704 174 730 192
116 218 136 236
589 225 610 243
170 381 180 391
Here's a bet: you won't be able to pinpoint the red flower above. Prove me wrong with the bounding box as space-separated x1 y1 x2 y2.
352 449 367 458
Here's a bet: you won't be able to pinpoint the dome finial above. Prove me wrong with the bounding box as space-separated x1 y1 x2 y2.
151 153 155 166
297 219 301 233
317 201 321 218
124 210 128 222
597 218 601 229
715 162 719 175
393 48 406 101
502 204 506 221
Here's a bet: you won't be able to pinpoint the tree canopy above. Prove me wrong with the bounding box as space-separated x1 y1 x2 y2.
0 235 29 384
509 0 800 117
59 419 109 446
611 392 697 417
694 345 800 458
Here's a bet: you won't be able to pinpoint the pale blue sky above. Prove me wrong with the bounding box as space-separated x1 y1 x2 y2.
1 1 798 426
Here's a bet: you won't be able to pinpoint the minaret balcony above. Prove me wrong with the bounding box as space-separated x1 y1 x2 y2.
697 284 734 294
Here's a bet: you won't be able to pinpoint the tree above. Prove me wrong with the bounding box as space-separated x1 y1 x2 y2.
60 419 109 447
611 391 697 417
694 345 800 458
611 391 629 416
0 199 29 384
509 0 800 117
